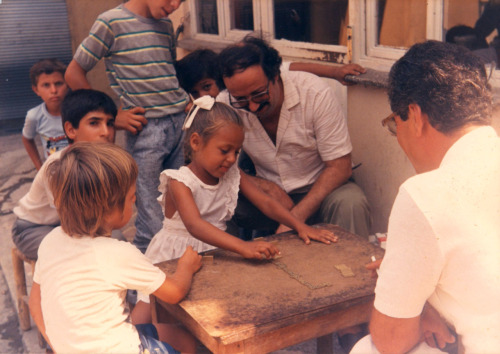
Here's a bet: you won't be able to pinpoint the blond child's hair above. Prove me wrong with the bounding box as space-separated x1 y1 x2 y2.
47 142 138 237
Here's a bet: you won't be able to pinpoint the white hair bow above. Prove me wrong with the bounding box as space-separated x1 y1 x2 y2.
182 95 216 130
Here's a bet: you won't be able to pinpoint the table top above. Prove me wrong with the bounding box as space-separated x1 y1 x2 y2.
155 224 384 351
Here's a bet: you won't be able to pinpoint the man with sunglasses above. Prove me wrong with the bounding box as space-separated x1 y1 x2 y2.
353 41 500 353
217 35 371 240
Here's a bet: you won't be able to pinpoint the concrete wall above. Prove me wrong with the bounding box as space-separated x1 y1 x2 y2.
347 86 415 233
347 84 500 234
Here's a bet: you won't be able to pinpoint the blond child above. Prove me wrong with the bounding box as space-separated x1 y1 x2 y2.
23 58 69 170
29 142 201 353
131 97 337 324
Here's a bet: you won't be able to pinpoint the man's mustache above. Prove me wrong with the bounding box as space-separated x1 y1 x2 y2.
244 101 270 114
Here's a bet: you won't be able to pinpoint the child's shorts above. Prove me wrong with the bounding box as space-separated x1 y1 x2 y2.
136 323 180 354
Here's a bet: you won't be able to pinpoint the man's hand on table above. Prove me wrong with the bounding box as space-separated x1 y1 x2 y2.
296 224 338 245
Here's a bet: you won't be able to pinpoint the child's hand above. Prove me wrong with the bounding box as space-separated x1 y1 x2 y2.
178 246 202 274
334 64 367 85
296 225 338 245
115 106 147 134
240 241 280 260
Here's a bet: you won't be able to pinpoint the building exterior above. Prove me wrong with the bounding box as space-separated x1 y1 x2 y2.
65 0 500 234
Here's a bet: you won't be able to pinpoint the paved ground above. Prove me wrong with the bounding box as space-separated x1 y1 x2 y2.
0 263 24 353
0 130 347 353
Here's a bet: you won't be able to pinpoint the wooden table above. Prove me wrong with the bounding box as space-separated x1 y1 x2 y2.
153 224 384 354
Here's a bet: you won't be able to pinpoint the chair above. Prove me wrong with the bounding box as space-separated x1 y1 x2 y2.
11 247 46 348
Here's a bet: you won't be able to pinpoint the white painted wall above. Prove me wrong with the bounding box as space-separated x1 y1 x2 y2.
347 85 415 233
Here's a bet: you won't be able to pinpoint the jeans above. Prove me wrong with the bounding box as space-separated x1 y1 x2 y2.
136 323 180 354
127 113 185 253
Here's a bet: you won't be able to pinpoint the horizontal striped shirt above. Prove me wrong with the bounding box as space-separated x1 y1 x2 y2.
74 5 187 118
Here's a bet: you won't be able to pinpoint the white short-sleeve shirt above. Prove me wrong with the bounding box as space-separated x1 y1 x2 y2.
13 149 63 225
374 126 500 353
219 70 352 193
34 227 166 353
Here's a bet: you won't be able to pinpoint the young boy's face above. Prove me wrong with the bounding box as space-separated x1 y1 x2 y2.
191 78 220 99
105 184 136 231
32 72 68 113
64 111 116 144
145 0 182 19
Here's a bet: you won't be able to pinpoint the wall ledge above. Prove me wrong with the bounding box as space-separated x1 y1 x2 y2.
345 69 389 89
346 69 500 108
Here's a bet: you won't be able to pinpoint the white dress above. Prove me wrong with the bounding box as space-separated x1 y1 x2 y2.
145 164 240 264
138 165 240 304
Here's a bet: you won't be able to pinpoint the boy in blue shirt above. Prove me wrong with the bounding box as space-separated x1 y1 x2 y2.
23 59 69 171
65 0 187 252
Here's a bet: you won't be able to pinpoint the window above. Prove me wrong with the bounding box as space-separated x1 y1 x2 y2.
186 0 500 77
357 0 499 75
196 0 218 34
188 0 350 64
361 0 440 63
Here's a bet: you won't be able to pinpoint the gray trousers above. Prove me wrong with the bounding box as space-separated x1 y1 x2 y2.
228 181 371 239
12 218 126 260
12 217 58 260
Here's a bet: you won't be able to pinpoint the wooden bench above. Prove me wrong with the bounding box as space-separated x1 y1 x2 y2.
11 247 46 348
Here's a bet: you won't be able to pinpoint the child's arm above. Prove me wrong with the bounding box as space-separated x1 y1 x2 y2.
169 179 279 259
240 171 338 245
65 60 92 90
22 136 43 170
289 62 366 86
152 246 202 304
65 60 148 134
29 282 53 348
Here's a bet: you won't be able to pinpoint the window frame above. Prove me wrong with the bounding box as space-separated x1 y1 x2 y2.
353 0 498 79
183 0 350 64
350 0 442 70
181 0 499 84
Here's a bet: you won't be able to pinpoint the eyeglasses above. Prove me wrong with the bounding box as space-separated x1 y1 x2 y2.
229 81 270 109
382 112 397 136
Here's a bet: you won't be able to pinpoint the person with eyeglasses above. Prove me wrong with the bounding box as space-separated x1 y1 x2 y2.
352 40 500 353
217 35 371 244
